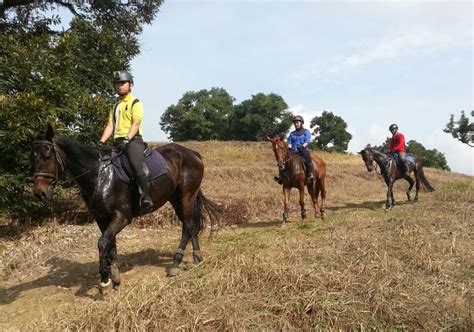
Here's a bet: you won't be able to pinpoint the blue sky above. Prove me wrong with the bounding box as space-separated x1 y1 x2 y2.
129 1 472 175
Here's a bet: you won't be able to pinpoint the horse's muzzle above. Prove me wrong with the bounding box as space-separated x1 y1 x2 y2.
278 162 285 171
34 185 53 201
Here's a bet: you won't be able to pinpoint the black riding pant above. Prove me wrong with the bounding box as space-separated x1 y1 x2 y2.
298 148 313 174
116 136 145 178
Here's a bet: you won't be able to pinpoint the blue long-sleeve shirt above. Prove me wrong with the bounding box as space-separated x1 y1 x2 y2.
288 128 311 152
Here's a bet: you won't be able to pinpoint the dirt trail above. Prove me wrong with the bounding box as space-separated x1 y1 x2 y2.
0 224 189 330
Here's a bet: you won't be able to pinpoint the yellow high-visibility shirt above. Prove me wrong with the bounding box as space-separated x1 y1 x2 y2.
108 93 144 138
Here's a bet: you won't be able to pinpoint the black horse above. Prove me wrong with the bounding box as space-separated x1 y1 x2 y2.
359 147 434 209
32 125 220 293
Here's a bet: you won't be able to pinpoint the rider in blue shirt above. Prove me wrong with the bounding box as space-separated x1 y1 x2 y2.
274 115 315 184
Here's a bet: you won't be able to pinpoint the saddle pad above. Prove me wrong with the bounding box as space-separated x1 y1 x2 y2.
406 154 414 165
111 149 168 184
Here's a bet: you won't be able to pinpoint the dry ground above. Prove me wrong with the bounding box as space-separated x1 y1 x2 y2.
0 141 473 330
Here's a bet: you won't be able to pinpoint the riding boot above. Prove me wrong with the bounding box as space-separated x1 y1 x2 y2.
403 162 410 177
136 174 153 212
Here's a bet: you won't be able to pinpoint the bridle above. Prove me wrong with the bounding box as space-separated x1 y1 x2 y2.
32 140 122 185
275 142 291 170
32 140 64 182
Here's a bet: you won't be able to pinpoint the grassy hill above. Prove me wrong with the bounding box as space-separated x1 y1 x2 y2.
1 141 472 330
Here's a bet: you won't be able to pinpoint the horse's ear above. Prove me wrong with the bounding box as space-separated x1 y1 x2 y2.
46 124 55 140
265 136 272 142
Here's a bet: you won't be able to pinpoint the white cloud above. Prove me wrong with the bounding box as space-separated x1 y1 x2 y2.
292 25 472 82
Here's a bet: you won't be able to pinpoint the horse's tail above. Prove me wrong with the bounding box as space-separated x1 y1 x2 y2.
193 190 222 235
418 165 435 192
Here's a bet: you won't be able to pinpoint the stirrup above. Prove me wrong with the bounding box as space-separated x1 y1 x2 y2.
140 195 153 212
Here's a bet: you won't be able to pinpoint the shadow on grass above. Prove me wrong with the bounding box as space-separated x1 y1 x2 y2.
328 199 413 212
0 249 174 304
236 220 282 229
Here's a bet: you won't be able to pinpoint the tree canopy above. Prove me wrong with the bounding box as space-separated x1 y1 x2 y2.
230 93 292 141
0 1 162 215
160 88 235 141
160 91 292 141
444 110 474 147
309 111 352 152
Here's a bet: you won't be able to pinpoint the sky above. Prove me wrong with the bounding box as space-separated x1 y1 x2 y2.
128 1 473 175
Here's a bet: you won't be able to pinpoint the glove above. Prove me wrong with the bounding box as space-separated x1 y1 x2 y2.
117 137 130 153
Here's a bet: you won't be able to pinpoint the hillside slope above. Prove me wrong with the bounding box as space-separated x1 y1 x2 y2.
1 141 472 330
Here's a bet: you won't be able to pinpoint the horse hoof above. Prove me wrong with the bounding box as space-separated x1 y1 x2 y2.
414 197 418 202
110 263 121 287
98 279 112 295
167 266 180 277
321 213 325 221
193 251 203 265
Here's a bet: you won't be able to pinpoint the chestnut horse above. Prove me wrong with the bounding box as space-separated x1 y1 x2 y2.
267 135 327 222
32 125 220 293
359 147 435 209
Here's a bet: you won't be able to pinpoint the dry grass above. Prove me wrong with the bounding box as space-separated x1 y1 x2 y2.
1 141 473 330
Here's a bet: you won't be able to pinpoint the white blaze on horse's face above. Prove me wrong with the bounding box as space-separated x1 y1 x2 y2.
268 136 286 171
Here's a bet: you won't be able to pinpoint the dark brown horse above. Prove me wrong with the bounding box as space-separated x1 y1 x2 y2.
267 135 327 222
359 147 435 209
32 125 220 293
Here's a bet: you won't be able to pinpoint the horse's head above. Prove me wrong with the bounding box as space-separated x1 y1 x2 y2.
266 135 289 171
358 148 375 172
31 125 62 200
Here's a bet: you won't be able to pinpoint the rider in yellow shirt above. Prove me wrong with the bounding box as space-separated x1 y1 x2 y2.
99 70 153 212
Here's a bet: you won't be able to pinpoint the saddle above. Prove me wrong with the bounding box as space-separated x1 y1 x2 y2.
391 153 414 170
101 144 168 184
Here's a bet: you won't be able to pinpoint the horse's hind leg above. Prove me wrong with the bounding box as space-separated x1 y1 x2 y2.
318 177 327 220
168 193 203 277
414 170 420 201
405 175 415 201
307 182 320 219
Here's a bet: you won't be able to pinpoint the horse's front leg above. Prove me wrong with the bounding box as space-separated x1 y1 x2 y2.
97 215 130 294
386 180 394 209
282 186 290 223
299 185 307 220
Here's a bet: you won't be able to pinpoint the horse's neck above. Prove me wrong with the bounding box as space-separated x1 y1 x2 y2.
371 150 390 170
285 148 303 170
54 136 100 189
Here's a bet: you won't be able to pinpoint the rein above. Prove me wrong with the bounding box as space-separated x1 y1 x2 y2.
33 140 120 184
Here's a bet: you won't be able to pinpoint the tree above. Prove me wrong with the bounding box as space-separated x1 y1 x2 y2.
230 93 292 141
444 110 474 147
160 88 235 141
309 111 352 152
406 140 450 171
0 1 162 215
